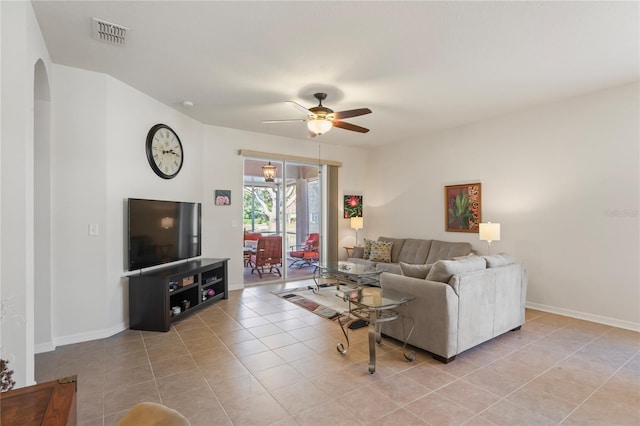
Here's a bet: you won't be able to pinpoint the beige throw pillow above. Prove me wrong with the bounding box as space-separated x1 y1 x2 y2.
399 262 433 279
426 256 487 283
369 241 393 263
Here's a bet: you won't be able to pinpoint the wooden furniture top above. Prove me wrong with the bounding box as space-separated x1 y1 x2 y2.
0 375 77 426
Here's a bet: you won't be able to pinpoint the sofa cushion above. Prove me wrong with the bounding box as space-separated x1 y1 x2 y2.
375 262 402 275
400 262 433 279
483 253 514 267
369 241 393 262
426 256 487 283
378 237 406 263
352 246 365 258
397 239 432 264
425 240 473 264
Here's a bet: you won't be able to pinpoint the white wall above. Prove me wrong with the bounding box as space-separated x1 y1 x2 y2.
0 0 52 387
48 63 371 350
367 83 639 330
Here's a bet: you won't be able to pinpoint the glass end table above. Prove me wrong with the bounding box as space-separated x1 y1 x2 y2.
336 286 416 374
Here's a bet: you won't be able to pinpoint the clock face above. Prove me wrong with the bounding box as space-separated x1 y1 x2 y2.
146 124 183 179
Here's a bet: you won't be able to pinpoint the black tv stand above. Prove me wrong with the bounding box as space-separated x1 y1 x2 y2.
128 258 229 332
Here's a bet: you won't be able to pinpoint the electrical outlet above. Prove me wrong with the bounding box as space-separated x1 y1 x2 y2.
89 224 99 236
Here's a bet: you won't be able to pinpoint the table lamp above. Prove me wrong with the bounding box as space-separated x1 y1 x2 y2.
479 222 500 255
350 217 363 246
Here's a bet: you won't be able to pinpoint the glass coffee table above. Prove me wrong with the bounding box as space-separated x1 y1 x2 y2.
312 261 382 293
336 286 416 374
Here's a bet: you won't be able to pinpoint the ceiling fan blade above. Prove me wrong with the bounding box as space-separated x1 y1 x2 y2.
332 120 370 133
286 100 311 114
333 108 372 120
262 119 307 123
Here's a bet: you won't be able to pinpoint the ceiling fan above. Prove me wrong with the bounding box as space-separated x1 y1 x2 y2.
263 93 372 136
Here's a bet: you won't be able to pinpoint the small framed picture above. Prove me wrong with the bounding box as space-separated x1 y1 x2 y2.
344 195 363 218
444 183 481 232
215 190 231 206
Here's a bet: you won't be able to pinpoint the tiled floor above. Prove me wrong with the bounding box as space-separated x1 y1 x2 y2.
35 279 640 425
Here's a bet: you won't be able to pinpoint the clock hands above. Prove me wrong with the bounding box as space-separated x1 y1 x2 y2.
161 148 180 156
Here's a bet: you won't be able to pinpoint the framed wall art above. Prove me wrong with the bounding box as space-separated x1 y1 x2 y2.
344 195 363 218
444 183 481 232
215 190 231 206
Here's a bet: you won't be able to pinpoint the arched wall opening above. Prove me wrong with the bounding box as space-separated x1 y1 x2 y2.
33 58 52 353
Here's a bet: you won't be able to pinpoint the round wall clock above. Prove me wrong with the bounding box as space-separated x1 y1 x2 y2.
145 124 184 179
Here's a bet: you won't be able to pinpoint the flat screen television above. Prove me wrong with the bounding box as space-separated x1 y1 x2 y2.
127 198 201 271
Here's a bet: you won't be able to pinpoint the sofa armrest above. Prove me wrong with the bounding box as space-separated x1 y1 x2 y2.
380 272 459 359
450 263 526 352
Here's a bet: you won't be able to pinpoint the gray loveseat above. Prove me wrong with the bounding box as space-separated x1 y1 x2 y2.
381 254 527 363
347 237 473 275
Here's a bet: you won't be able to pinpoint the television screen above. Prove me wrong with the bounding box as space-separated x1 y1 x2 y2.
128 198 201 271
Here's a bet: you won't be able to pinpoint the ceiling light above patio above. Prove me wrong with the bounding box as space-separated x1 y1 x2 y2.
262 161 276 182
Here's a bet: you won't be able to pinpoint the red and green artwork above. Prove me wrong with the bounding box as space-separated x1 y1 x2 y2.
344 195 363 218
445 183 481 232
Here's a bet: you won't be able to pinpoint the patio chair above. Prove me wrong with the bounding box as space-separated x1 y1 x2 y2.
288 233 320 268
243 232 262 267
250 235 282 278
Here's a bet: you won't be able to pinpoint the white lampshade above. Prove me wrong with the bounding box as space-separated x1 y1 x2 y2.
479 222 501 243
307 119 333 135
350 217 363 230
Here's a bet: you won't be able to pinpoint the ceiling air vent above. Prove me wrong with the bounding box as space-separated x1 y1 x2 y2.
92 18 128 46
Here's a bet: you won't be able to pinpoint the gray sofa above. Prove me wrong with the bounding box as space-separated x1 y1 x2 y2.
347 237 473 275
380 254 527 363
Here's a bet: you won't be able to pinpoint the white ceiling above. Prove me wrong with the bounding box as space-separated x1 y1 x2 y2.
31 1 639 148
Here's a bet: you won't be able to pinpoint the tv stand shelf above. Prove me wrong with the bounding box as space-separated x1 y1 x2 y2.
129 258 229 332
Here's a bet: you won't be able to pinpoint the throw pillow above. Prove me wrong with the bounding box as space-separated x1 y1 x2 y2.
484 253 514 268
369 241 393 263
351 246 365 258
426 256 487 283
363 238 375 259
400 262 433 279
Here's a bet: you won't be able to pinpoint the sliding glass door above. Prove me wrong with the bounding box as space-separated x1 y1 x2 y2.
243 157 322 284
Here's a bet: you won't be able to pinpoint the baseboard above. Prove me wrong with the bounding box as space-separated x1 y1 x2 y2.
36 321 129 353
34 341 56 354
526 301 639 332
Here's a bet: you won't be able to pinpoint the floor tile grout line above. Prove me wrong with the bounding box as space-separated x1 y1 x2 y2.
40 283 637 426
556 347 640 425
463 326 615 426
446 316 607 425
199 301 316 423
142 327 166 409
181 309 236 425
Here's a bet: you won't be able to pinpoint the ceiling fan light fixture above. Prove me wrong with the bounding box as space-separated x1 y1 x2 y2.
307 119 333 135
262 161 277 182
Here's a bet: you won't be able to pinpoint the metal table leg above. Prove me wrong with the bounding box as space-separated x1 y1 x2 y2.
368 308 378 374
